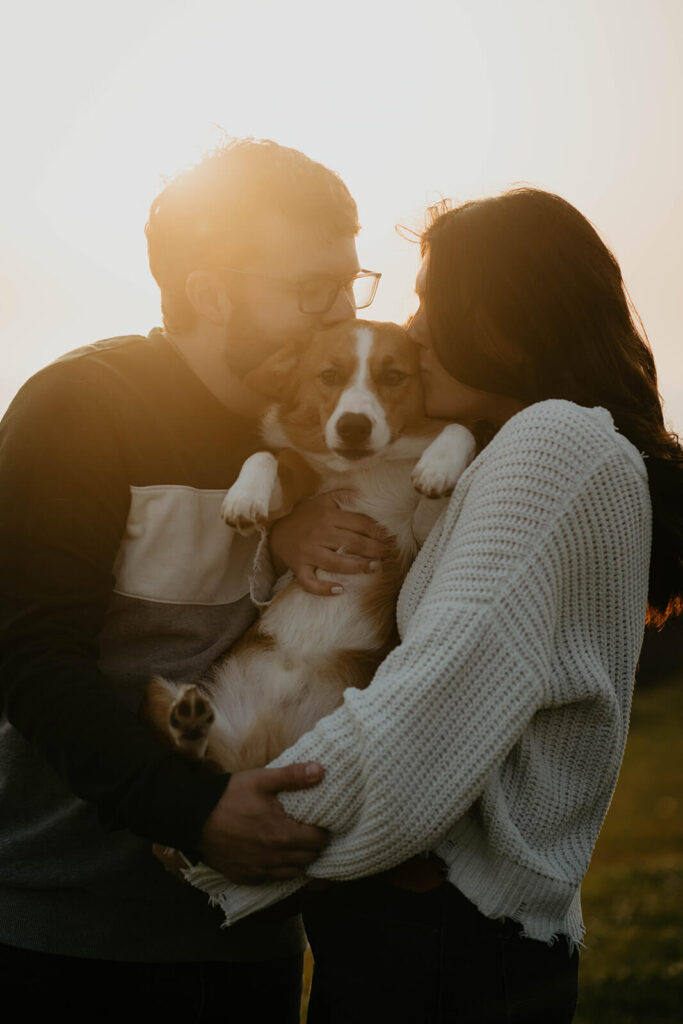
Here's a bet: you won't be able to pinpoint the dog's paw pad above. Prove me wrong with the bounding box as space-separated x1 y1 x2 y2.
220 453 280 535
411 425 476 498
220 493 268 535
411 461 457 498
169 685 215 756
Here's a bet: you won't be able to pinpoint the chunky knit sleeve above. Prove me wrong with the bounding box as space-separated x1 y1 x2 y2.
185 401 651 922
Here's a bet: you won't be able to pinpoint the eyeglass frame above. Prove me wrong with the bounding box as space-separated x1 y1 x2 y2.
215 266 382 315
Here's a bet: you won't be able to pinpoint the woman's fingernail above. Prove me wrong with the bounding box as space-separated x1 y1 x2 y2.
369 561 381 571
331 585 344 594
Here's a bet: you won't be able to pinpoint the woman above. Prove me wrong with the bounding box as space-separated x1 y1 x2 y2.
261 188 682 1021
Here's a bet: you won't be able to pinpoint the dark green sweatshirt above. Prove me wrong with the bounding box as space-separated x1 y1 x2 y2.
0 329 305 961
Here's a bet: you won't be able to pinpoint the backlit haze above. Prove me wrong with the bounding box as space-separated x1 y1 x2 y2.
1 0 682 430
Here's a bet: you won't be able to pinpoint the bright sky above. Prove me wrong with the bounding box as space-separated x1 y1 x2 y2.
1 0 682 429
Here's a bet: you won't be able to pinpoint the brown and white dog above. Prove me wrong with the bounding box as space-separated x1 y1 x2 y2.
142 320 475 773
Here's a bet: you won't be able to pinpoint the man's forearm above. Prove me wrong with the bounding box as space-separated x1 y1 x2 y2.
1 627 230 856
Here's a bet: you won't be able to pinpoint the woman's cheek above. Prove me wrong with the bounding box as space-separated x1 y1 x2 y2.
423 372 487 422
421 366 464 418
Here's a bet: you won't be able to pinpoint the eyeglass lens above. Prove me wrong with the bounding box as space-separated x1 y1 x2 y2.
299 275 379 314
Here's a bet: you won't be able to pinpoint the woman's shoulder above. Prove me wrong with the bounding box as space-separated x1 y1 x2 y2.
492 399 646 477
502 398 615 441
464 399 649 509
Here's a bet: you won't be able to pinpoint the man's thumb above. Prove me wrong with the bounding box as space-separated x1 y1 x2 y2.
262 761 324 792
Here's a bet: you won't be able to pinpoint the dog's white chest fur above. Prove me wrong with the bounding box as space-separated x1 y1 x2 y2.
260 457 432 659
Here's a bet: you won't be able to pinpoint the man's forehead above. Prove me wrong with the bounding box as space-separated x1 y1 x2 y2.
249 209 360 279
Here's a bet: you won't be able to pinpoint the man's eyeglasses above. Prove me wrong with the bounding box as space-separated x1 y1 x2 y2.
217 267 381 315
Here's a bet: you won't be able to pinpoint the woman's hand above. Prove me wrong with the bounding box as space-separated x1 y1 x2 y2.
269 490 392 596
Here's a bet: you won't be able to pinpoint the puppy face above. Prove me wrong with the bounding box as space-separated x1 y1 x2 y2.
246 321 427 462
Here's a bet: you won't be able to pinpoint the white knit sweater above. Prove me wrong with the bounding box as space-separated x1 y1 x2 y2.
186 399 652 947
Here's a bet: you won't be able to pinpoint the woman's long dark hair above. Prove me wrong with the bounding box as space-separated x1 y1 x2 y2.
422 188 682 627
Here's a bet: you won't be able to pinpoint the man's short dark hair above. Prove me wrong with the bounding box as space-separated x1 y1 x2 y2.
145 137 360 333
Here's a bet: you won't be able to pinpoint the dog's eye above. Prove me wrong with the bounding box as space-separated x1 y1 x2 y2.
319 368 342 386
378 369 408 387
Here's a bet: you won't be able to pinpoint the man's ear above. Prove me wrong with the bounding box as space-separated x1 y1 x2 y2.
244 343 303 402
185 271 231 327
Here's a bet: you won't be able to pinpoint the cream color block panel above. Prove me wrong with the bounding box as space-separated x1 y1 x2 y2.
112 485 258 605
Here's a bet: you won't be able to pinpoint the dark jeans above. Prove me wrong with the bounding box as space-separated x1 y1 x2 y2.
0 941 303 1023
303 879 578 1024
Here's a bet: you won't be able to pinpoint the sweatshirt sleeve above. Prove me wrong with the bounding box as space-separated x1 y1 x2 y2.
0 367 229 857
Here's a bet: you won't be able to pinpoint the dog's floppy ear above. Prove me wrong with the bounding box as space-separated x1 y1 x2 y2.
244 342 303 402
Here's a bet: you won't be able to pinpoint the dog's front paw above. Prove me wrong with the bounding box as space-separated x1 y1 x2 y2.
411 424 476 498
221 491 268 534
169 684 215 761
221 452 281 534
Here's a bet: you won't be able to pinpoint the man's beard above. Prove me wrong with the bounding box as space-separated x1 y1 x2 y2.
222 304 311 379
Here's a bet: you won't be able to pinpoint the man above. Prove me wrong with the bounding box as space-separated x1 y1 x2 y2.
0 138 386 1020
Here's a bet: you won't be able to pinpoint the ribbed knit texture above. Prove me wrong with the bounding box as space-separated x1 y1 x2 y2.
186 400 652 948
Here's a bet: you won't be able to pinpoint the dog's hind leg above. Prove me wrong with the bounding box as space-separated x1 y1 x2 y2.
167 684 215 762
141 676 215 764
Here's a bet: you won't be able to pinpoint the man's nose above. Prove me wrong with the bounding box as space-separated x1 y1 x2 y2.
322 286 356 326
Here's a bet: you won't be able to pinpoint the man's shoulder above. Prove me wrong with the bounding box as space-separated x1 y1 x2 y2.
53 331 151 366
5 331 167 418
49 329 167 381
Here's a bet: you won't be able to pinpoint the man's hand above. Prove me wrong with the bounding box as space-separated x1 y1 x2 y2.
199 762 329 884
269 490 391 596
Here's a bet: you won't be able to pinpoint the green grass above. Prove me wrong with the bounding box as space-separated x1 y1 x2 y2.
300 674 683 1022
575 674 683 1023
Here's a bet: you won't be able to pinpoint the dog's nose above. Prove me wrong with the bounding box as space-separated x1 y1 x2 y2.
336 413 373 445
